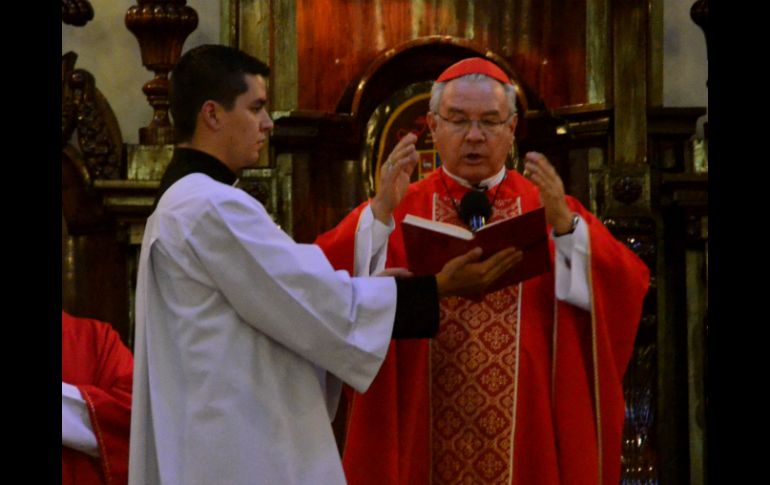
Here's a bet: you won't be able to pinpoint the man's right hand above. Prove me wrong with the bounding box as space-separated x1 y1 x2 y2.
371 133 419 224
436 247 523 298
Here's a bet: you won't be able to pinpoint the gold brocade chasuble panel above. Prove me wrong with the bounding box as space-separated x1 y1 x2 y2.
431 194 523 485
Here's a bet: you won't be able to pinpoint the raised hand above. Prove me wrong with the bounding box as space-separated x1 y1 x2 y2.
523 151 574 234
371 133 419 224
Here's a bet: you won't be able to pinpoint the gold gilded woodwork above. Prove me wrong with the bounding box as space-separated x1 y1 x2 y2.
612 0 647 165
648 0 664 107
126 144 174 181
273 0 298 111
586 0 610 104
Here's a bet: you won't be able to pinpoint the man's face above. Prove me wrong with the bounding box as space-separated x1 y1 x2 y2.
220 74 274 171
427 77 517 185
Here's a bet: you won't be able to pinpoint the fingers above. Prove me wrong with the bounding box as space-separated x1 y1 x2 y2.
437 246 522 298
394 133 417 152
402 148 419 175
522 152 572 229
385 134 418 173
443 247 484 273
473 247 522 284
436 247 483 298
388 134 417 162
524 152 566 206
436 244 531 298
524 152 559 187
479 247 521 272
524 151 554 173
389 149 419 178
373 134 419 223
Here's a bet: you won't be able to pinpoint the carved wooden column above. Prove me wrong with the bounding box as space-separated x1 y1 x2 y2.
606 2 661 484
62 46 131 342
125 0 198 145
650 107 707 485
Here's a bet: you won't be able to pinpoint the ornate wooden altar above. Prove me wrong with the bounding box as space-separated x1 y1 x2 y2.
61 0 708 482
226 1 708 483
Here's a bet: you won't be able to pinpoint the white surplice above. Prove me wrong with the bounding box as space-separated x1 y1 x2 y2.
129 173 397 485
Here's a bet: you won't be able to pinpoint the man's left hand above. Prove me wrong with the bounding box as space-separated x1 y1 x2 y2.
523 151 574 234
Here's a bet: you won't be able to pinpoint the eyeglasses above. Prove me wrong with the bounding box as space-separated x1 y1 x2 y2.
434 112 513 135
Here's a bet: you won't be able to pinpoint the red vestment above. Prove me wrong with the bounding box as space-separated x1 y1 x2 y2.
316 170 650 485
62 311 133 485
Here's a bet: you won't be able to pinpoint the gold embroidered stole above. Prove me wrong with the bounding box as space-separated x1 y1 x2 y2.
430 193 522 485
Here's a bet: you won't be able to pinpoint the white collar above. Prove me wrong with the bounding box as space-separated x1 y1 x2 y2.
441 165 507 190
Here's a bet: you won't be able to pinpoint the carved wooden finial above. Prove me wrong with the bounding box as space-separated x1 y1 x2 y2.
690 0 708 62
125 1 198 145
62 0 94 27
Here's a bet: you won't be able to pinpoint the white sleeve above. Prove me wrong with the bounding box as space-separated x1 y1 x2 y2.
61 381 100 457
552 215 591 311
353 205 395 276
181 196 397 393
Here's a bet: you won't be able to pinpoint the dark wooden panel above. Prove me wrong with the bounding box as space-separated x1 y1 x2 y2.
540 0 588 107
296 0 587 113
62 150 130 344
270 111 363 242
612 0 648 165
62 223 130 345
296 0 414 113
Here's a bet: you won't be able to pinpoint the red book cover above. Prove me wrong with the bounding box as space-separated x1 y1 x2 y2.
401 207 551 294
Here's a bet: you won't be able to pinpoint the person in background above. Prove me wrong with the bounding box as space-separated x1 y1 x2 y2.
62 310 133 485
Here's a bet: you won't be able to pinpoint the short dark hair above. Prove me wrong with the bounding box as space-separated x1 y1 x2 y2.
169 44 270 142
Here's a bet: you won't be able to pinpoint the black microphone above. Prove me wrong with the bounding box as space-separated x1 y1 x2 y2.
459 190 492 232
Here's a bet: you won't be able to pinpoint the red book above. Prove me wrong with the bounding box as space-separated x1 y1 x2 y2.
401 207 552 295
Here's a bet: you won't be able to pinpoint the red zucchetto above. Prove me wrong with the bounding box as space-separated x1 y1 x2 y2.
435 57 512 85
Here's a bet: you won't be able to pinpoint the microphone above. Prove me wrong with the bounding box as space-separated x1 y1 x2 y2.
459 190 492 232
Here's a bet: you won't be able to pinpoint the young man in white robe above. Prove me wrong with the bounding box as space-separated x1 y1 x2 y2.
128 45 521 485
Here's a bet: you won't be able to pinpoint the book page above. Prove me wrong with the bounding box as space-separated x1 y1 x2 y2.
402 214 474 240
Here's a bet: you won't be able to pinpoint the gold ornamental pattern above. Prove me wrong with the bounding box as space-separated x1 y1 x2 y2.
431 194 522 485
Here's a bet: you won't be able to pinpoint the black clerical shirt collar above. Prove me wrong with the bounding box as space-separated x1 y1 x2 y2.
154 148 239 208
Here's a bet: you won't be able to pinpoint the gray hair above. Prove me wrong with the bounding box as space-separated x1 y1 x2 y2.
429 73 517 117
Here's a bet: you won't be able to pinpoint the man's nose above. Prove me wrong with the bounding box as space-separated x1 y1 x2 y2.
465 121 485 141
261 113 274 131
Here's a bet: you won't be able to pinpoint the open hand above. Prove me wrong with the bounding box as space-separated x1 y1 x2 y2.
436 247 523 298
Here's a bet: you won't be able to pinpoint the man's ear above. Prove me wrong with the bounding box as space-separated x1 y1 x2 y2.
200 100 221 131
426 111 438 136
508 113 518 133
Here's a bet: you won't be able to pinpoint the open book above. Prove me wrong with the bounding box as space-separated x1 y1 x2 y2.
401 207 551 295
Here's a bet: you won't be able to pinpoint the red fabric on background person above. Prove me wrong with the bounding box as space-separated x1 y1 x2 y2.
316 169 649 485
62 311 133 485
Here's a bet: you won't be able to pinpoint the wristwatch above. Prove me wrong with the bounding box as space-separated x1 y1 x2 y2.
554 213 580 237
